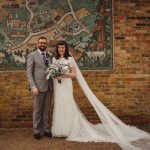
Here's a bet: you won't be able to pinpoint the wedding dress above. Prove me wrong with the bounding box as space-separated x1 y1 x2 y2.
51 57 150 150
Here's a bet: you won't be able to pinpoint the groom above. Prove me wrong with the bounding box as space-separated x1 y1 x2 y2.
26 36 53 140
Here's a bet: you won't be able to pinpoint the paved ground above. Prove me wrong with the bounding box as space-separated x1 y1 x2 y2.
0 128 122 150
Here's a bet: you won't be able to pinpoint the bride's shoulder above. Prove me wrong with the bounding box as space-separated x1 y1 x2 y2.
68 56 73 62
68 56 73 60
68 56 75 67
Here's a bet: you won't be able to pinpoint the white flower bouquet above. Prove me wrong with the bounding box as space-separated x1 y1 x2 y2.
45 60 70 83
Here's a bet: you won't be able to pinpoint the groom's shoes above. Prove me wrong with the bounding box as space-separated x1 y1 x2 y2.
34 133 41 140
44 132 52 138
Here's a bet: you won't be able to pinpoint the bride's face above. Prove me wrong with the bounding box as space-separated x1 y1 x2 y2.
58 45 66 56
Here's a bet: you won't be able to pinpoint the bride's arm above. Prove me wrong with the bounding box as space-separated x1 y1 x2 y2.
63 67 76 78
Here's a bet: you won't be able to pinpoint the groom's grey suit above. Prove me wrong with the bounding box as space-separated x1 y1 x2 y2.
26 49 53 134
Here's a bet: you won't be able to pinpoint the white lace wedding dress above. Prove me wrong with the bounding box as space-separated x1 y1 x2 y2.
52 57 150 150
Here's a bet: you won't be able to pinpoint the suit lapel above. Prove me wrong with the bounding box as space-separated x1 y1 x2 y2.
35 50 46 67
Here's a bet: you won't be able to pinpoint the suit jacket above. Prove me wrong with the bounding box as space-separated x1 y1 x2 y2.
26 49 53 92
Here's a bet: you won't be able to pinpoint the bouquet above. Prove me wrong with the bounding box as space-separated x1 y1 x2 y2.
45 60 70 83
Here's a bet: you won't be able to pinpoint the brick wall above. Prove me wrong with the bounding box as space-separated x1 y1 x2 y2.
0 0 150 128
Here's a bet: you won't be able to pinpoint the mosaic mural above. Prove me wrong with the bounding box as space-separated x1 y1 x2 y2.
0 0 113 70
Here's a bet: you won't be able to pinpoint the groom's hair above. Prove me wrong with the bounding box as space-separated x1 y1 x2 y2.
55 40 71 59
38 36 47 42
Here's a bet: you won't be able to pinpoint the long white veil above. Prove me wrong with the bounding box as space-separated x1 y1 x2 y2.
72 57 150 150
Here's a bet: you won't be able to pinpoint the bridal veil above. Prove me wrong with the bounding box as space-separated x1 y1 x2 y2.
71 57 150 150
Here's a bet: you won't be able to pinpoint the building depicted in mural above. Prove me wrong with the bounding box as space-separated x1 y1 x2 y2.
0 0 113 70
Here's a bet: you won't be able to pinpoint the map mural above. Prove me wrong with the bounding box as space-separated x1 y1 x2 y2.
0 0 113 70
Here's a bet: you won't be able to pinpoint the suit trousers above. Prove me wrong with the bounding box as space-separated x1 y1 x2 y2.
33 89 52 134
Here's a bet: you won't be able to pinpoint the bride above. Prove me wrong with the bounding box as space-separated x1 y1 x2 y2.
51 40 150 150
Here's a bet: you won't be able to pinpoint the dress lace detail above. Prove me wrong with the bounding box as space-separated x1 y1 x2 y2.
52 57 150 150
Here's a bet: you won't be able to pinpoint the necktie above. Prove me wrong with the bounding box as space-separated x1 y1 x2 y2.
41 52 46 63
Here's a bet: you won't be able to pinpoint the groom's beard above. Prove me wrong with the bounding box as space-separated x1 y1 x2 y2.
39 47 46 52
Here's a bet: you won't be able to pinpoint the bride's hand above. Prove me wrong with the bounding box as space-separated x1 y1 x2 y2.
55 76 63 80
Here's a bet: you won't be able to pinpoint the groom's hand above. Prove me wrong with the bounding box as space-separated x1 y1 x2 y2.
32 87 39 95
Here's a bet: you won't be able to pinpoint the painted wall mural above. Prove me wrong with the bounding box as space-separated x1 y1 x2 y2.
0 0 113 70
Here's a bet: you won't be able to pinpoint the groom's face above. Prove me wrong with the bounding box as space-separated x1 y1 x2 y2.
38 39 47 51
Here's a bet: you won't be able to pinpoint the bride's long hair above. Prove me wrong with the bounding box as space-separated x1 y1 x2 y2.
55 40 71 59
